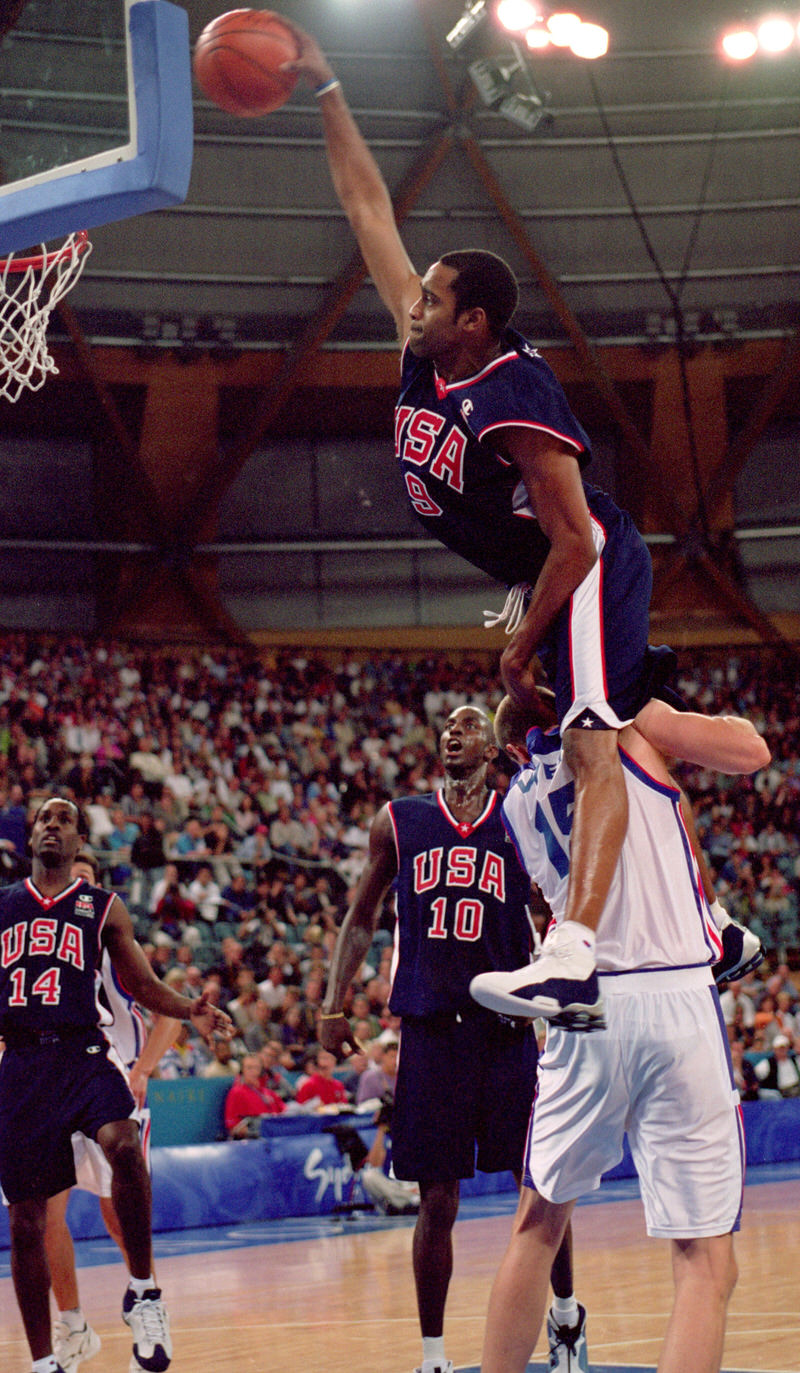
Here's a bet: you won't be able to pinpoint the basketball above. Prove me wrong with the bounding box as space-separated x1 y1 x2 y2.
193 9 300 117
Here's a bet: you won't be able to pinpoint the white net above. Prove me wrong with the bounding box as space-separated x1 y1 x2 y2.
0 231 92 403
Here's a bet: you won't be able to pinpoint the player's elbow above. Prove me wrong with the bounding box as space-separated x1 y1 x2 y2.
564 530 598 588
748 734 771 771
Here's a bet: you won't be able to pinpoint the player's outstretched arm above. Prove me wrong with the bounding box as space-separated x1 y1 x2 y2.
633 697 771 775
102 896 233 1040
319 804 399 1057
282 22 420 344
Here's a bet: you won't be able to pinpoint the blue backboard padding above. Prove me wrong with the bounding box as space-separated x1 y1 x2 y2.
0 1 193 254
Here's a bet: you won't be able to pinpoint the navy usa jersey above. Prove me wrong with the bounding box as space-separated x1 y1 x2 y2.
0 877 112 1033
387 790 534 1016
396 328 626 588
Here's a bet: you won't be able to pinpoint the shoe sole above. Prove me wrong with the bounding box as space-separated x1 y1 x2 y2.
472 981 606 1032
54 1328 102 1370
714 945 764 987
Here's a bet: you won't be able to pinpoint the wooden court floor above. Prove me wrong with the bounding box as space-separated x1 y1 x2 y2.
2 1175 798 1373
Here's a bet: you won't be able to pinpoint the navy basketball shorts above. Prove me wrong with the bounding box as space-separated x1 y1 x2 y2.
0 1029 136 1204
391 1009 538 1183
539 502 653 731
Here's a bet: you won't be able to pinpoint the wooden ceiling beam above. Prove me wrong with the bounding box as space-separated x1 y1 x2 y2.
702 327 800 530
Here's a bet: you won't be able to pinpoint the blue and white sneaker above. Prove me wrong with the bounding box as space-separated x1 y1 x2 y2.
547 1302 589 1372
122 1286 172 1373
53 1316 101 1371
713 919 763 987
471 923 605 1032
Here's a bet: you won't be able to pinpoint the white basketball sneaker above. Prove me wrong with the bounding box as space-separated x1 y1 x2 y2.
122 1285 172 1372
471 922 605 1031
547 1303 589 1372
53 1316 101 1372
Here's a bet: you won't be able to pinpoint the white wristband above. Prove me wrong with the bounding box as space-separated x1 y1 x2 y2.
710 898 728 929
314 78 341 98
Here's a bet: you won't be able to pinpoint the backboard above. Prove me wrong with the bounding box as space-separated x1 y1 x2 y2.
0 0 193 254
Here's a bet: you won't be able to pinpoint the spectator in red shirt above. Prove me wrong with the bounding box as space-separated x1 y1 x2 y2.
224 1053 285 1138
295 1047 349 1109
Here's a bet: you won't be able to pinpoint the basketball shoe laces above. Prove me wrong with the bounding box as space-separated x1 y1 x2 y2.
131 1290 170 1358
483 581 531 633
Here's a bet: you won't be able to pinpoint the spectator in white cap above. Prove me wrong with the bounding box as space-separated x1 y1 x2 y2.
753 1033 800 1097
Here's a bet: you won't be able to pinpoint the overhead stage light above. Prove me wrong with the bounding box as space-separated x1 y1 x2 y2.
468 44 553 132
719 9 800 60
525 24 551 49
721 27 759 60
569 21 609 59
496 0 543 33
546 11 582 46
757 15 795 52
445 0 488 52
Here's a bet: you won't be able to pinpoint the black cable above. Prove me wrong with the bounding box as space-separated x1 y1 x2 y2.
675 66 731 301
585 67 736 544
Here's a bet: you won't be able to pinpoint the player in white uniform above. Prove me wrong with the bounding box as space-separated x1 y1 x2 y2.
45 851 180 1373
470 691 769 1373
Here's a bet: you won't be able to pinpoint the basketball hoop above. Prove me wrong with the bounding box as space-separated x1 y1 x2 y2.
0 230 92 403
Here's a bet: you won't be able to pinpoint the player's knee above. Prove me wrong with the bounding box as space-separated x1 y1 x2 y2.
419 1181 459 1233
102 1130 145 1185
9 1199 46 1251
674 1235 737 1304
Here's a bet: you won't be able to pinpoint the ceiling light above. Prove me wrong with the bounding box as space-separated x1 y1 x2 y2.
525 24 551 49
721 27 759 60
757 15 795 52
497 92 554 132
445 0 488 52
496 0 542 33
547 11 582 46
468 48 553 132
569 21 609 58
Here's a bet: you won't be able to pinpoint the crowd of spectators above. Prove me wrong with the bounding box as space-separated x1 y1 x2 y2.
0 632 797 1106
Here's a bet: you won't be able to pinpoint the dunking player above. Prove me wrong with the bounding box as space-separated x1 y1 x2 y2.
319 706 588 1373
44 848 180 1373
285 26 682 1030
470 692 769 1373
0 798 232 1373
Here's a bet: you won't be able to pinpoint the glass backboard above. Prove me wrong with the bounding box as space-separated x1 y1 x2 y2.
0 0 193 254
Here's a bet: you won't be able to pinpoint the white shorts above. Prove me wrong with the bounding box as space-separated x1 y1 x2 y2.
71 1106 152 1198
526 967 744 1239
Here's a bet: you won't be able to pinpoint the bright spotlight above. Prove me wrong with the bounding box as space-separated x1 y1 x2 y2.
525 23 551 49
721 27 759 59
547 12 582 46
757 15 795 52
495 0 542 33
569 21 609 59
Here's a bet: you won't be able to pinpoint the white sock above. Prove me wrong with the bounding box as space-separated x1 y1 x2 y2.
128 1274 156 1298
551 1294 579 1327
58 1306 86 1331
32 1357 60 1373
421 1337 446 1369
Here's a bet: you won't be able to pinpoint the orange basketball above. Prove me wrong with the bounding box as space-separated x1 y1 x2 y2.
193 9 300 117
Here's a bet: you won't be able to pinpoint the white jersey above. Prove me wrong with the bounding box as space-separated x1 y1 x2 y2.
502 726 722 974
70 948 150 1199
96 947 147 1070
504 727 742 1237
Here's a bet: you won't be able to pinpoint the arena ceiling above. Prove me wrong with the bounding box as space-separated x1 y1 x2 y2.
0 0 799 649
8 0 799 349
